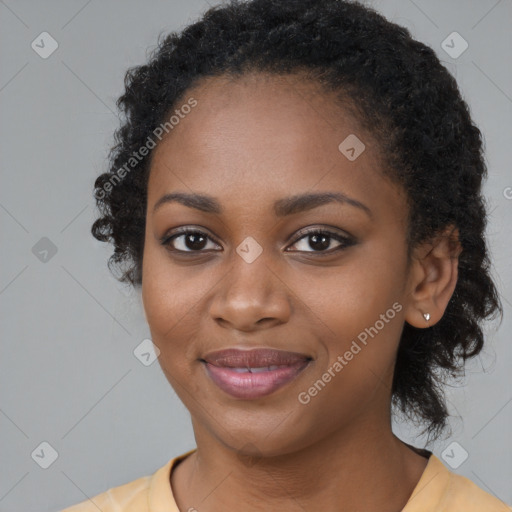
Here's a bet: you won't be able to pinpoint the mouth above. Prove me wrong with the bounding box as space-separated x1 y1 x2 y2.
200 348 313 400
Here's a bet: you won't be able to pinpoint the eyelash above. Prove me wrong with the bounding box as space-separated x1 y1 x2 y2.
160 226 355 256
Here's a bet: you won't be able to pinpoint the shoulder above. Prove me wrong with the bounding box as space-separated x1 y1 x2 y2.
442 468 512 511
58 449 195 512
59 474 151 512
406 454 512 512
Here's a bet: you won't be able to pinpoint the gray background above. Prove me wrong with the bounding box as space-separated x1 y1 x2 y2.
0 0 510 510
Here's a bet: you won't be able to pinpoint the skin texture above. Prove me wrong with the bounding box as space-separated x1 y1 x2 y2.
141 73 461 511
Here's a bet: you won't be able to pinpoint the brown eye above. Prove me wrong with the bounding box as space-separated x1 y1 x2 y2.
287 229 355 254
161 228 220 252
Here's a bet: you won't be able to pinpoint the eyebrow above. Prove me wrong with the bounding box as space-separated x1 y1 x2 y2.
153 191 372 218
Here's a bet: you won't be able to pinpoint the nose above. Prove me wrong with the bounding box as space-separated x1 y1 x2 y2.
208 250 292 332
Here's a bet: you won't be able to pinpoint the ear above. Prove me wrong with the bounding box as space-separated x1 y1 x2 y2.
404 224 463 328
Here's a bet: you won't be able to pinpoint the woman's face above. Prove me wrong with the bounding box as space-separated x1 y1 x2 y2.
142 73 415 456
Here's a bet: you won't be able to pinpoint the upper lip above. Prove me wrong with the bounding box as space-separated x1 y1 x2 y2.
201 348 312 368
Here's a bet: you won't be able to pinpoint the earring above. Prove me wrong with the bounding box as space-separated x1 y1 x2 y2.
423 312 430 327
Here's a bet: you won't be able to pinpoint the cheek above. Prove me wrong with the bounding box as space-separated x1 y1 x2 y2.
141 263 202 401
289 248 405 379
141 241 198 331
292 252 404 335
294 282 403 428
141 248 191 362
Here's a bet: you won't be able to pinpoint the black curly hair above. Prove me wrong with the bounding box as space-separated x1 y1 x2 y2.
91 0 503 442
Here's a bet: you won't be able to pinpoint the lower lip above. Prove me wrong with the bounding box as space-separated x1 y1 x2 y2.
203 360 311 399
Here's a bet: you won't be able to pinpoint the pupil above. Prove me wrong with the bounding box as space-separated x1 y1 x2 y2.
187 233 206 250
310 233 329 251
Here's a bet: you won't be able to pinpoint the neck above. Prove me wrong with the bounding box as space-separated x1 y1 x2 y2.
171 418 429 511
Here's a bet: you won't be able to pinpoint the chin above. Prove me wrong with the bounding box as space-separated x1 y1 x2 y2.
206 415 316 459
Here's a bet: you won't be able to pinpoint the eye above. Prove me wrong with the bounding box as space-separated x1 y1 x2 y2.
160 226 355 255
286 228 355 254
161 228 221 253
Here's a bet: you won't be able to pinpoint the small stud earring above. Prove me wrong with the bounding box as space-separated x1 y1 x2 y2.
423 313 430 322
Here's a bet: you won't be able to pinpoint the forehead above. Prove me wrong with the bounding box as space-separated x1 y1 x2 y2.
147 72 404 220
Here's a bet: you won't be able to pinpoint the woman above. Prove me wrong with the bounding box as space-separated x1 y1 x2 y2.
62 0 510 510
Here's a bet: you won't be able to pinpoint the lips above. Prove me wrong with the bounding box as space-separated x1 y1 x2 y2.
201 348 312 399
203 348 311 368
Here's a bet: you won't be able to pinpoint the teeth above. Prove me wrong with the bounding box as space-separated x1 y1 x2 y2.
230 365 280 373
251 365 279 373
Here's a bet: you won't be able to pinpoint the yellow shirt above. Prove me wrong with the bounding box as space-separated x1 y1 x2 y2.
61 448 512 511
